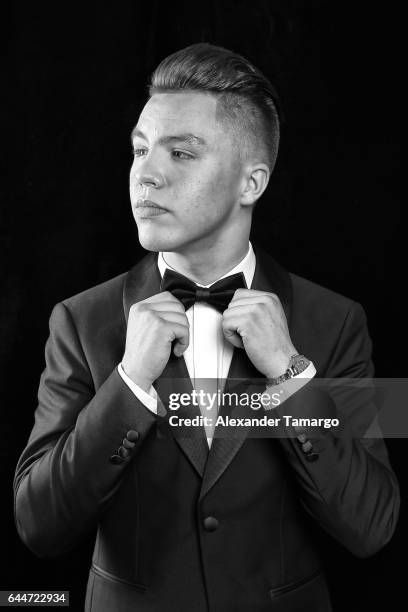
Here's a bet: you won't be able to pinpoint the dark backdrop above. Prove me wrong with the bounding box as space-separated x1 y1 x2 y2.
2 1 405 610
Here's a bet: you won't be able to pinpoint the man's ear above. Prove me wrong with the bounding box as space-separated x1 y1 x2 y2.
239 163 270 207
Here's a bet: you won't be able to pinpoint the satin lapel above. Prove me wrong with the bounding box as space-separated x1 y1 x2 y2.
123 251 161 323
123 252 209 477
155 352 209 478
199 244 293 499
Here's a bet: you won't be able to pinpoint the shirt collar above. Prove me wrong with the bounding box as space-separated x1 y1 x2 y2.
157 242 256 289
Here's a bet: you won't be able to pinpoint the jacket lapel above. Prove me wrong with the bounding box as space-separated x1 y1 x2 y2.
199 244 293 499
123 251 161 319
123 251 209 477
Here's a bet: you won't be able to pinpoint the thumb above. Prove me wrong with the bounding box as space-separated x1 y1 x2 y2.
173 340 188 357
172 324 190 357
222 326 244 349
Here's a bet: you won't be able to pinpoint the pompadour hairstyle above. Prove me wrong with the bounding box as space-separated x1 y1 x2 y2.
148 43 280 170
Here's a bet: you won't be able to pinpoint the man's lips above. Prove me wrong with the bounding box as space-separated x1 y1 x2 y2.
134 199 168 216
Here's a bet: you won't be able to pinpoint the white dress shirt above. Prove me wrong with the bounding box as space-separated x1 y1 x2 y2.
119 242 315 447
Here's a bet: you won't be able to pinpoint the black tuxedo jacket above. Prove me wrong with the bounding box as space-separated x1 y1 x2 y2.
14 245 400 612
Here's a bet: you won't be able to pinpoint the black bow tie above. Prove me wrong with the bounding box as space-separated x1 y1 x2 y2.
161 269 247 313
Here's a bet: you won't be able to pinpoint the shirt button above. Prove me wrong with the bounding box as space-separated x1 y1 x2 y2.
126 430 140 442
203 516 219 532
306 452 319 462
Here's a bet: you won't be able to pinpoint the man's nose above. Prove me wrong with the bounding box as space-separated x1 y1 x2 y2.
132 156 164 189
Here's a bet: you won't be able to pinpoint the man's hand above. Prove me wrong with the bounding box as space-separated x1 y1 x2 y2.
122 292 189 391
222 289 297 378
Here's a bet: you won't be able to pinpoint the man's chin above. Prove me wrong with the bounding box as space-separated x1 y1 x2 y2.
137 228 183 253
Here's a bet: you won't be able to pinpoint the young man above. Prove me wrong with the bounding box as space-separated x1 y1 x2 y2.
14 44 399 611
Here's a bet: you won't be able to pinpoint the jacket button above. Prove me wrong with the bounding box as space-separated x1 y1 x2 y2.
203 516 219 532
118 446 130 459
126 430 140 442
109 454 124 465
122 437 135 449
306 452 319 462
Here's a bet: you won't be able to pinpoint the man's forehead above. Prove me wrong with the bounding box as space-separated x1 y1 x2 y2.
134 91 219 137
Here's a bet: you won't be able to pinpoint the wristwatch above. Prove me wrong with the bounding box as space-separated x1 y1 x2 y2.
269 354 311 385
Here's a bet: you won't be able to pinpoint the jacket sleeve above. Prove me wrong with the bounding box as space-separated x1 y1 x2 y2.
14 301 156 558
274 301 400 558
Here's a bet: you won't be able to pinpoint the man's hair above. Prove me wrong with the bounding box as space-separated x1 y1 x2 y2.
148 43 280 170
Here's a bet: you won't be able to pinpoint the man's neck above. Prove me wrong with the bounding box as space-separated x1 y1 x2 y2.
162 240 251 286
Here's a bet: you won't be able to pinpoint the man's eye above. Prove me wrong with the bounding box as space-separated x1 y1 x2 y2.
132 148 147 157
172 150 194 160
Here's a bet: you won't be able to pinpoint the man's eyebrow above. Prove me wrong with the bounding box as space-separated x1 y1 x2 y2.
159 133 208 147
130 127 147 142
130 128 207 148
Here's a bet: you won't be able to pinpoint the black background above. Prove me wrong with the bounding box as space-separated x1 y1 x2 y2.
1 1 405 610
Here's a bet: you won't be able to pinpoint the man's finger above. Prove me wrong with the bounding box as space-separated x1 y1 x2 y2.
157 312 189 327
149 301 187 314
163 321 190 356
223 304 259 317
232 288 277 300
227 296 278 309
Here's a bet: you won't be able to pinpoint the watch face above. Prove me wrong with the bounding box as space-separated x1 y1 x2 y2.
289 355 310 374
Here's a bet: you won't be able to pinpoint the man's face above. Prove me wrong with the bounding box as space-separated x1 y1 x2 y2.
129 91 246 253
